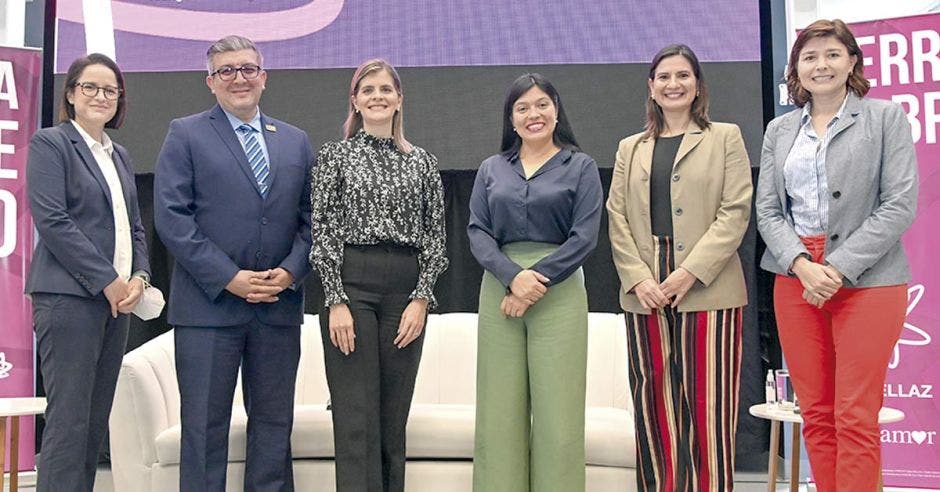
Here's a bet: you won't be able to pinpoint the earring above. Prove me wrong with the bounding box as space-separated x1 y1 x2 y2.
513 127 518 133
355 108 360 114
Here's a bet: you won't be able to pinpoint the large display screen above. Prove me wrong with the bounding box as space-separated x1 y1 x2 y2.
57 0 760 72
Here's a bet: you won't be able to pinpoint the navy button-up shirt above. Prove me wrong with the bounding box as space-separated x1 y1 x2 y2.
467 148 603 288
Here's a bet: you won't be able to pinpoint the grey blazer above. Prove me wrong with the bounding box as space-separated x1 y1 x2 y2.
756 92 918 287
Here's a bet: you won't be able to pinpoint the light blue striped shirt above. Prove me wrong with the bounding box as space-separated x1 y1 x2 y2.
222 107 270 165
783 96 848 236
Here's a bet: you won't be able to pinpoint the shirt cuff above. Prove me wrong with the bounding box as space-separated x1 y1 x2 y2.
409 289 437 311
787 253 812 276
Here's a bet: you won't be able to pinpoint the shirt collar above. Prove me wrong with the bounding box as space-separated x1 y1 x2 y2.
506 147 573 179
506 147 573 165
222 107 262 133
71 120 113 154
800 93 849 127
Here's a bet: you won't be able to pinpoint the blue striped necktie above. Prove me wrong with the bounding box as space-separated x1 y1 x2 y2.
237 124 270 196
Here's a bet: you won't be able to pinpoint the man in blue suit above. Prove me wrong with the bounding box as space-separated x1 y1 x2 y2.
154 35 314 492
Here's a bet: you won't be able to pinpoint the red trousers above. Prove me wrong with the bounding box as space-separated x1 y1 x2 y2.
773 235 906 492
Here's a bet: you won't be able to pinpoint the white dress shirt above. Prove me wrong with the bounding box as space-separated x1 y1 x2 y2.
782 95 848 236
72 120 133 280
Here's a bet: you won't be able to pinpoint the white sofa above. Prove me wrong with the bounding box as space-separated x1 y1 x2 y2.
109 313 637 491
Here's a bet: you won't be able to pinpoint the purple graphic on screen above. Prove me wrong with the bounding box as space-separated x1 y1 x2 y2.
57 0 760 73
58 0 344 43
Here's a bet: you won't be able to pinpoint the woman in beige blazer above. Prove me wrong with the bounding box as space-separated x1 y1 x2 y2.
606 44 752 491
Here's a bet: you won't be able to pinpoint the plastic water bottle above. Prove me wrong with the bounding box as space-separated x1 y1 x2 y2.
765 370 777 407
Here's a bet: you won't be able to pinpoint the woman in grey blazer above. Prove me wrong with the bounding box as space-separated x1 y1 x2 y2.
26 54 149 492
756 19 917 492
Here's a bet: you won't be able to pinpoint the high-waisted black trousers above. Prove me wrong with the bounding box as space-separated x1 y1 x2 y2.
320 244 425 492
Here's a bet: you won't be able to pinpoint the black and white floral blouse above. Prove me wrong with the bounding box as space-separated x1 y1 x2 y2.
310 130 448 307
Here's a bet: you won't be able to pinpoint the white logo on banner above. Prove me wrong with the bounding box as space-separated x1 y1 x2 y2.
888 284 931 370
0 351 12 378
885 384 933 399
881 428 937 445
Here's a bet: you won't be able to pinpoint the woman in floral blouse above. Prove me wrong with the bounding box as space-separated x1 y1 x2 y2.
309 58 448 492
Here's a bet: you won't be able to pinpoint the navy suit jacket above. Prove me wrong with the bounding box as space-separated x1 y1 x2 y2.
154 105 314 327
26 122 150 297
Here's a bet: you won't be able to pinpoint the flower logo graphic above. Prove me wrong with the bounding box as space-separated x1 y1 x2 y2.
0 351 12 379
888 284 931 369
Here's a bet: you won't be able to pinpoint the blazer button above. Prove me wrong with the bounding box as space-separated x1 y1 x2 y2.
255 251 262 259
672 174 680 182
676 242 685 251
675 208 683 216
832 191 841 199
830 234 839 241
261 217 269 225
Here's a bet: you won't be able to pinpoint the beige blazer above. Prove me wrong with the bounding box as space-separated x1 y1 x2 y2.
607 122 752 313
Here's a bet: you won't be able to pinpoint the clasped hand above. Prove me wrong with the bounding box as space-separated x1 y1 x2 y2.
501 269 550 318
225 268 294 303
103 276 146 318
633 267 697 311
791 257 842 308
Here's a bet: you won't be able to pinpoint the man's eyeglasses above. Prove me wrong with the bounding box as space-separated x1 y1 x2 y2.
75 82 122 100
211 64 263 81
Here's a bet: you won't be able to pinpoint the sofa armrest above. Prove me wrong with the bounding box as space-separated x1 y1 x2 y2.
110 330 179 491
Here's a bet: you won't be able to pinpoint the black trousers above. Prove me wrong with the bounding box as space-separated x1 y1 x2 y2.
32 293 129 492
321 244 425 492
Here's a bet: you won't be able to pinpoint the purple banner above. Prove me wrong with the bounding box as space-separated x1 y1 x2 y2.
850 13 940 489
56 0 760 72
0 46 42 472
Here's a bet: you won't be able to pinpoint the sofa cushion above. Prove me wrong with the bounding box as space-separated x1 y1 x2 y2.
406 404 476 459
585 407 635 467
155 405 335 465
406 404 634 467
154 403 635 468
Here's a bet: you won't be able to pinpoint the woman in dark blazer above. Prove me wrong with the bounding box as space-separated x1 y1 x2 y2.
25 54 149 492
607 44 752 491
756 19 918 492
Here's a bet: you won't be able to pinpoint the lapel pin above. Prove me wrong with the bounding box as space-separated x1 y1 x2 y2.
265 124 277 132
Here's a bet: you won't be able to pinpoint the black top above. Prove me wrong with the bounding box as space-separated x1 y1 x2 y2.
467 149 603 287
310 130 448 307
650 135 683 237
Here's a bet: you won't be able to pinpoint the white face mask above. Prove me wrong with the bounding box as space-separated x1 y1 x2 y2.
133 281 166 321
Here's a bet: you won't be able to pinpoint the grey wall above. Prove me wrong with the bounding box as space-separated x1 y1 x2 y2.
55 62 763 171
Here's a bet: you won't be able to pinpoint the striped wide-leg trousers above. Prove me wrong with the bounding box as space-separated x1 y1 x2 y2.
625 235 743 492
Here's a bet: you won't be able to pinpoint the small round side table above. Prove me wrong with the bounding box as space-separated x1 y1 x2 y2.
0 397 47 492
749 403 904 492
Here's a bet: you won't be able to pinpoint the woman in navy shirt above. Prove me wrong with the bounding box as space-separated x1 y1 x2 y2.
468 73 603 492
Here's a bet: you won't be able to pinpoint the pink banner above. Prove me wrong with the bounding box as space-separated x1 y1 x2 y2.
0 46 42 473
850 13 940 489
